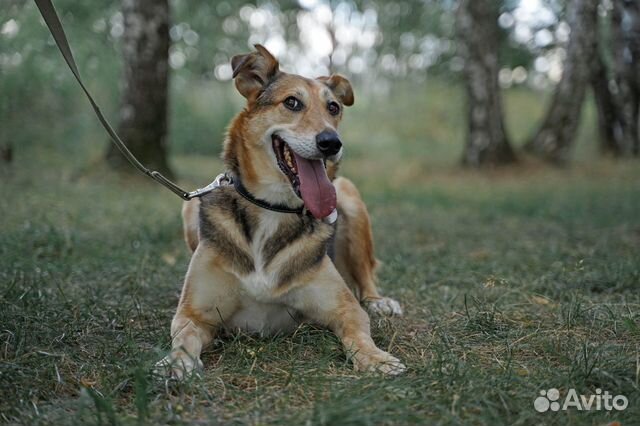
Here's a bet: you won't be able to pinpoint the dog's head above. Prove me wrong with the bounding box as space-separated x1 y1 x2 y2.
223 45 354 220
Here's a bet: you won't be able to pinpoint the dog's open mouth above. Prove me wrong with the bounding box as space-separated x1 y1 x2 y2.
273 135 301 196
272 135 336 219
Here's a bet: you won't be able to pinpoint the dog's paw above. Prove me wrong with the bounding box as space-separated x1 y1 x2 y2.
364 297 403 317
353 350 406 376
153 350 203 380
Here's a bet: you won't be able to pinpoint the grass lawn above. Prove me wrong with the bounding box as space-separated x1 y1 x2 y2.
1 82 639 425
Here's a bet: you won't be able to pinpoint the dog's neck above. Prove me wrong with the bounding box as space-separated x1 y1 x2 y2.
241 175 303 208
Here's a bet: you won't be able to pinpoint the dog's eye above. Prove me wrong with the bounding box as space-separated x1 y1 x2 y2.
327 101 340 116
283 96 303 111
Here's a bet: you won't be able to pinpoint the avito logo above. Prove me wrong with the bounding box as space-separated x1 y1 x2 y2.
534 388 628 413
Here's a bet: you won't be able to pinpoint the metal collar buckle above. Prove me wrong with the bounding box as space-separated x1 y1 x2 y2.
186 173 232 199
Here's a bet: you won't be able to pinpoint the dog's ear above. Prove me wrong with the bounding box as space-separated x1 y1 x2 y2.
317 74 354 106
231 44 279 100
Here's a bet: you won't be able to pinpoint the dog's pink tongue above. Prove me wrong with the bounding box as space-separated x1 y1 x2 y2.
293 152 336 219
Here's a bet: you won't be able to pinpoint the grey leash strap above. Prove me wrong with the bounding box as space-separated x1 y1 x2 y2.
34 0 202 200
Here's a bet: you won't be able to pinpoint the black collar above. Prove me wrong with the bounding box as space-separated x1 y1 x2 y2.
233 177 305 215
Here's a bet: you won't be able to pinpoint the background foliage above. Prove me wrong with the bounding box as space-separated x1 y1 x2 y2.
2 0 597 158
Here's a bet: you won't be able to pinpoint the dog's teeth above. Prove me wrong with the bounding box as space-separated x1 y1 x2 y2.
279 144 297 174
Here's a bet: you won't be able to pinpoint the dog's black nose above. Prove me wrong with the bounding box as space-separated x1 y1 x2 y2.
316 130 342 157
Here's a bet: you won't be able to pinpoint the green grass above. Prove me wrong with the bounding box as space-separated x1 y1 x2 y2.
1 82 639 425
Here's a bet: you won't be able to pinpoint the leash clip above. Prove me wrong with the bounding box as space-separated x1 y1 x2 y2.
186 173 232 199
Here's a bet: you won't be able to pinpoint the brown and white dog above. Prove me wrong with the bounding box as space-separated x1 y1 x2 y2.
157 45 404 378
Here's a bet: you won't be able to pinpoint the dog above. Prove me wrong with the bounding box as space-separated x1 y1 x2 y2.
156 45 404 378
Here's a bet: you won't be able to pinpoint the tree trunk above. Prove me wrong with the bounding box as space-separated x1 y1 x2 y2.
590 31 625 155
525 0 599 164
610 0 640 156
0 144 12 164
106 0 173 177
456 0 516 167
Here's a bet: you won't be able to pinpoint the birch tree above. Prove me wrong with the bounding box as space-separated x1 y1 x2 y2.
456 0 516 167
526 0 599 164
106 0 172 177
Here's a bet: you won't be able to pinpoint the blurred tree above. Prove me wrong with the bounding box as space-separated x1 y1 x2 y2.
590 34 625 156
0 145 12 164
610 0 639 156
525 0 599 164
106 0 172 177
456 0 515 167
0 97 12 164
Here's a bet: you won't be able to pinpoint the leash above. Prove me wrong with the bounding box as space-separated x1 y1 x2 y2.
34 0 217 200
34 0 333 221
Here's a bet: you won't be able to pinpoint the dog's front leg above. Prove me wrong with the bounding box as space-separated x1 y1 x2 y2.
156 245 240 379
286 257 405 375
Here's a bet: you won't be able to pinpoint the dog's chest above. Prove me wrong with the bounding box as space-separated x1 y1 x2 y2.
239 212 331 299
239 213 286 298
199 192 334 295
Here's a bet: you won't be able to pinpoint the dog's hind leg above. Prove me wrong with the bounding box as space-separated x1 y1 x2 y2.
333 177 402 317
182 199 200 252
155 245 241 379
